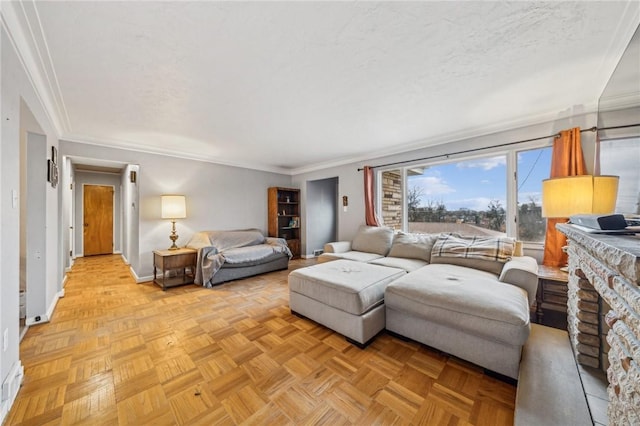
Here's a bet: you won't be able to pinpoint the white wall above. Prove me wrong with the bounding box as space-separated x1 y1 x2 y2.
120 164 140 266
24 133 48 320
61 156 74 272
73 171 123 257
19 101 44 290
60 140 292 279
1 24 61 421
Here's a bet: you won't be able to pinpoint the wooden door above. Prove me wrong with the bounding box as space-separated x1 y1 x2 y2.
83 185 114 256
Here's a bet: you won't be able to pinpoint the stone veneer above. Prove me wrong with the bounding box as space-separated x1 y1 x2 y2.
381 170 402 229
557 224 640 425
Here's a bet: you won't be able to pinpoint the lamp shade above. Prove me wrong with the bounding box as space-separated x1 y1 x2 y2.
541 175 618 218
161 195 186 219
592 175 619 214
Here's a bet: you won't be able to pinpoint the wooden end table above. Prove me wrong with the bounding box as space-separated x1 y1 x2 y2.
535 265 569 329
153 248 197 290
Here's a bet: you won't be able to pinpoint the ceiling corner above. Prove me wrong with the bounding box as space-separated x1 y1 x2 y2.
1 0 69 137
592 2 640 102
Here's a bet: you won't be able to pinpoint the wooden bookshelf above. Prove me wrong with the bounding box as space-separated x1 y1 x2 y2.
268 187 300 258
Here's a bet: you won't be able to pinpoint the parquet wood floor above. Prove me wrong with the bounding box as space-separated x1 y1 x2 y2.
7 255 516 425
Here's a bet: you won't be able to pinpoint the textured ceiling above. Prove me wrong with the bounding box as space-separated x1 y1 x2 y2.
6 1 640 173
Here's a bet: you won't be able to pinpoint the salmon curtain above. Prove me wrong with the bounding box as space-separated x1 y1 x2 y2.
364 166 381 226
542 127 587 266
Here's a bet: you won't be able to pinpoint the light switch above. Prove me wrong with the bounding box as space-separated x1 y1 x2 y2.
11 189 18 209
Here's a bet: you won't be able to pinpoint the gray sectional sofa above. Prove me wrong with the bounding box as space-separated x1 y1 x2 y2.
309 225 539 379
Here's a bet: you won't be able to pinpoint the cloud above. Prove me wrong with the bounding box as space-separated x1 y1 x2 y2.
456 156 506 171
410 175 455 198
480 179 490 184
446 197 506 211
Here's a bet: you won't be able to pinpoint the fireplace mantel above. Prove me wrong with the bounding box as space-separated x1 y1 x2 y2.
557 223 639 424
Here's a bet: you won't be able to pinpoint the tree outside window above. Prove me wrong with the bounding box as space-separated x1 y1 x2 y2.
379 146 552 243
517 147 551 242
404 156 507 236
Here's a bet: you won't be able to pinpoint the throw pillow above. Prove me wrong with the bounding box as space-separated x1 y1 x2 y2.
387 232 439 262
351 225 394 256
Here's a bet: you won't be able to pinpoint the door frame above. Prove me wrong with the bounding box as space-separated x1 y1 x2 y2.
22 132 47 325
81 183 116 256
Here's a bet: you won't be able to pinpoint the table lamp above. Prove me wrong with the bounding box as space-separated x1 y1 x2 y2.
542 175 618 269
161 195 186 250
542 175 619 218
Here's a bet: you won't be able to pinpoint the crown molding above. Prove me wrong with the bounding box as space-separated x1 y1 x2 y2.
289 103 599 175
1 0 69 136
62 134 292 175
599 92 640 112
60 102 598 178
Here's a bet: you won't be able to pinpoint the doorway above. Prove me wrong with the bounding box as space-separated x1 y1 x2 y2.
83 185 114 256
306 177 338 256
20 132 47 332
67 160 137 267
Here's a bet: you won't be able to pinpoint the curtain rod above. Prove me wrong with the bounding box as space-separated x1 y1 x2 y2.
356 123 640 171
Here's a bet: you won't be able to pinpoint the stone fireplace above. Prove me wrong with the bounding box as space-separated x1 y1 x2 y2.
566 244 611 370
558 224 640 424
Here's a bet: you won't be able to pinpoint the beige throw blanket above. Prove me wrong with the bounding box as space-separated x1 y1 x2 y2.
432 233 514 263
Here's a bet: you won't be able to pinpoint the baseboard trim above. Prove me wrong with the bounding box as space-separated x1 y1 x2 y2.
0 361 24 424
26 289 65 326
120 253 130 265
47 289 65 319
129 266 152 283
25 315 47 326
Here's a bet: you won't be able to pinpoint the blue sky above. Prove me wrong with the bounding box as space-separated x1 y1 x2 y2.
407 148 552 211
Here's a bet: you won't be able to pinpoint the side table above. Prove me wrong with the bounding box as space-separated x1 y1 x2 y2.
153 248 197 290
535 265 569 329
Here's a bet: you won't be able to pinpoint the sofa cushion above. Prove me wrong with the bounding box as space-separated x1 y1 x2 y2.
319 251 384 263
222 245 284 264
221 251 288 268
351 225 394 256
385 264 530 345
289 259 405 315
430 233 515 275
387 232 438 262
369 257 428 272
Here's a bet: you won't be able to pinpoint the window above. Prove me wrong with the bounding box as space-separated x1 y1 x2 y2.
388 155 508 237
516 147 552 242
379 144 553 243
599 138 640 215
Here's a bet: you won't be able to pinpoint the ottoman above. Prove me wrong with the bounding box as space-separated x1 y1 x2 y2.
289 259 405 346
